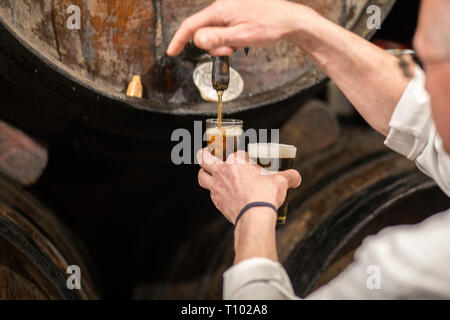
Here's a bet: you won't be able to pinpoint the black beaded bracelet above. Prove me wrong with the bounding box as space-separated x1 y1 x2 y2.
235 202 278 226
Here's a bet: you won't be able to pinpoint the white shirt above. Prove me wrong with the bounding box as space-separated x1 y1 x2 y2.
223 68 450 300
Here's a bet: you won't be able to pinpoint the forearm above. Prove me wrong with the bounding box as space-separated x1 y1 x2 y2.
233 207 278 264
226 207 298 299
290 7 410 135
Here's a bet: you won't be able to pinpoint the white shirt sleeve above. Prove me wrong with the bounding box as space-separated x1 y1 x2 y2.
222 68 450 300
223 208 450 300
223 258 300 300
384 67 450 197
307 209 450 299
308 68 450 299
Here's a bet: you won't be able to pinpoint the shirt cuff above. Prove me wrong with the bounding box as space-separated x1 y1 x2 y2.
384 67 433 160
223 257 295 299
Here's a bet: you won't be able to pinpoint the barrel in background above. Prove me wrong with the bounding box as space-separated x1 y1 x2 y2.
0 174 98 299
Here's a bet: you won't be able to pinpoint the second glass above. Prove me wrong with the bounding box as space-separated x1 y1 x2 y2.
248 143 298 224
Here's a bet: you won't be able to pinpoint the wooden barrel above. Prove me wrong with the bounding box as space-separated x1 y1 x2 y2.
0 0 395 159
0 174 98 299
133 126 450 299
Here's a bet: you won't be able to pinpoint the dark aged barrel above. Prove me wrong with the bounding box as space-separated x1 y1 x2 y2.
0 0 395 159
0 174 98 299
133 126 450 299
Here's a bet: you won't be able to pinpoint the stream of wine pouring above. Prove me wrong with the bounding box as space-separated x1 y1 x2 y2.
217 90 223 130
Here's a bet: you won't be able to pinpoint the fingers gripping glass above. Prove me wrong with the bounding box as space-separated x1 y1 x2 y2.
206 119 243 161
248 143 298 225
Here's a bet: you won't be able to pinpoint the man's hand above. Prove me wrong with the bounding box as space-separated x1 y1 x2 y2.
197 149 301 224
168 0 411 137
167 0 315 57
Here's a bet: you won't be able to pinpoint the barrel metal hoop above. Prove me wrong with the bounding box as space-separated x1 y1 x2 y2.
0 214 81 300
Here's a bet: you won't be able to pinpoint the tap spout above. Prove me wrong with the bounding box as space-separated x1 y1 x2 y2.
212 56 230 91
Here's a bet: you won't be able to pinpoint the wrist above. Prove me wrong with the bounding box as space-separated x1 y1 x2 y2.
235 206 277 228
233 207 278 264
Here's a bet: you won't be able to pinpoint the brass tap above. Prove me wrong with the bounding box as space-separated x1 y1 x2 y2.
212 56 230 92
